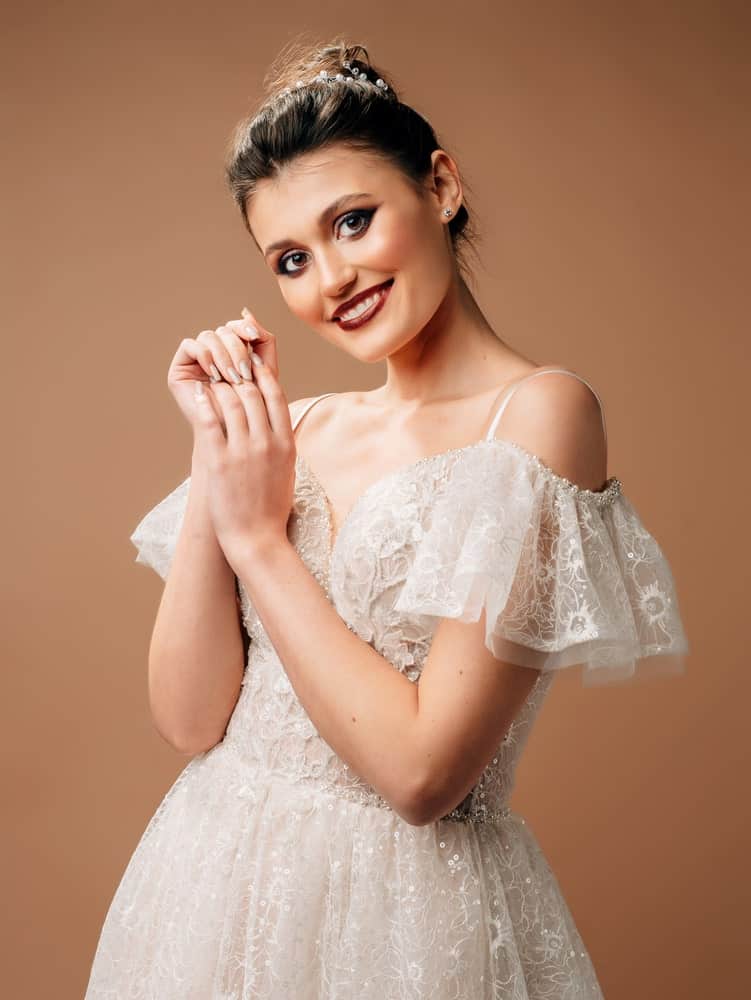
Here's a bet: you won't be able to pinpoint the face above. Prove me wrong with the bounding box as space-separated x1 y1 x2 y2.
245 145 461 363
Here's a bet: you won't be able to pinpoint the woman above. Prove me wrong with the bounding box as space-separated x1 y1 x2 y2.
86 38 690 999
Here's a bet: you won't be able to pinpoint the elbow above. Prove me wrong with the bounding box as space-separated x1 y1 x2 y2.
398 801 434 828
399 788 445 828
399 760 477 827
171 732 223 757
153 718 225 757
392 770 446 828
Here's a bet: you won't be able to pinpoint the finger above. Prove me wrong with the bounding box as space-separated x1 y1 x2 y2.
214 368 272 441
193 380 227 448
171 336 224 384
215 325 256 386
248 348 292 441
210 379 268 452
196 329 245 386
223 317 263 351
238 307 280 378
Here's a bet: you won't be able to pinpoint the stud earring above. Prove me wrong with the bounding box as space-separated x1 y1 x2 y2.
443 208 453 217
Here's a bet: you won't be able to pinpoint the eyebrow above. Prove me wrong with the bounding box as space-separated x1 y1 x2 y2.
262 192 374 258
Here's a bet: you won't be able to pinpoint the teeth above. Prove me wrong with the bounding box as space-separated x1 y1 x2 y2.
339 288 385 322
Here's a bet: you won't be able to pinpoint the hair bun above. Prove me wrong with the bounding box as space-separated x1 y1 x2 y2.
262 37 397 102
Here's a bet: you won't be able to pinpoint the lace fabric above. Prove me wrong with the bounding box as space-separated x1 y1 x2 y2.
94 397 690 998
129 475 191 581
390 438 689 686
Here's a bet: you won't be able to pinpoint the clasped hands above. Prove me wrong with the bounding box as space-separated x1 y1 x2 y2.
167 306 297 573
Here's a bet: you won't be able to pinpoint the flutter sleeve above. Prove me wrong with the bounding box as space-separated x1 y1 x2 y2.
129 475 191 581
392 440 690 686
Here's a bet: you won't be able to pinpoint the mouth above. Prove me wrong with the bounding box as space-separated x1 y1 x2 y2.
332 279 394 330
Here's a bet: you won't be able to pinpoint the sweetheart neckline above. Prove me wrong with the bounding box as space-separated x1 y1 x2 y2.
295 436 621 560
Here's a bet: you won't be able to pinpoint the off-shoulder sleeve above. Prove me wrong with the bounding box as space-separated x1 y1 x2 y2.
129 475 191 581
392 440 690 686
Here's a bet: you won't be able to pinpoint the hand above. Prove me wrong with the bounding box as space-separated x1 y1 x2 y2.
191 308 295 569
167 307 280 433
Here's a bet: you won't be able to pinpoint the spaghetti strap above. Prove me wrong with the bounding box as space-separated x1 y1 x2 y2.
483 367 608 449
291 392 338 433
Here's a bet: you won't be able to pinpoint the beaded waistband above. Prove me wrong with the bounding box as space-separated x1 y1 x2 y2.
440 802 512 823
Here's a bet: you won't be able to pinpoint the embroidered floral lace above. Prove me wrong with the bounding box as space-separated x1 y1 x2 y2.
87 393 689 999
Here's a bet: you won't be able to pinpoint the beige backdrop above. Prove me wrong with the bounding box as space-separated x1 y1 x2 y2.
3 2 748 997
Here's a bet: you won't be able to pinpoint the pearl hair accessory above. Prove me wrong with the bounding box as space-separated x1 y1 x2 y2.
279 60 390 97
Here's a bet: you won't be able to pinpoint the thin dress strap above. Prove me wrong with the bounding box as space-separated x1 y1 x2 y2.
291 392 338 432
483 367 608 449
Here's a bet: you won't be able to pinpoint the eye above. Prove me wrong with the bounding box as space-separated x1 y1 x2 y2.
337 209 373 238
276 251 308 277
276 208 376 277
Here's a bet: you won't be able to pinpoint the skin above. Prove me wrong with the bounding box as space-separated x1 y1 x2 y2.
158 143 608 825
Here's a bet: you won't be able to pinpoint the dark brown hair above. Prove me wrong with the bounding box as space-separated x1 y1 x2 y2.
223 36 480 280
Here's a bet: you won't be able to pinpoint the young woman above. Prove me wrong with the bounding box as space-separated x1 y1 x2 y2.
86 39 689 999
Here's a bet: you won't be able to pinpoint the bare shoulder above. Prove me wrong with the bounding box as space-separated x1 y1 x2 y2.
288 395 320 414
288 394 336 423
494 367 608 491
290 390 363 434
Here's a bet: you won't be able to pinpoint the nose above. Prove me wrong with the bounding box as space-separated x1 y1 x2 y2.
317 247 357 300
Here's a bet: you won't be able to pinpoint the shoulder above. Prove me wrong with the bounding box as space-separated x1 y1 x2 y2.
288 395 329 424
492 368 608 491
288 395 320 414
288 391 360 437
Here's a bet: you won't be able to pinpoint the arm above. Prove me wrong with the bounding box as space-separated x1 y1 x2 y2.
147 398 319 756
147 444 246 756
233 373 607 825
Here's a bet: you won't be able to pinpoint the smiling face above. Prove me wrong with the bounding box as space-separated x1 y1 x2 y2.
245 144 461 362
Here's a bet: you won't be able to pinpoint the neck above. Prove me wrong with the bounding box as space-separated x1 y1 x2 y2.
376 271 528 409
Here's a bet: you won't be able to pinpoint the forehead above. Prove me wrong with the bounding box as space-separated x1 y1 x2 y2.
247 147 406 240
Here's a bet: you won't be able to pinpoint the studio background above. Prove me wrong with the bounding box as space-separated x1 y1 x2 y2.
3 2 748 997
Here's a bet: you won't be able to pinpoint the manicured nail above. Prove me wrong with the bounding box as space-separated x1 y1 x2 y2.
250 350 264 367
209 363 222 382
239 360 252 379
244 323 259 339
227 366 242 384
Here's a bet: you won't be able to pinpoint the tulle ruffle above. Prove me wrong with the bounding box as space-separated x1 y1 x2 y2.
392 440 689 685
129 475 190 581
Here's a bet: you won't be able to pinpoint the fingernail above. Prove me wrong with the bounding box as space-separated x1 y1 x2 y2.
250 350 264 367
244 323 259 339
210 363 222 382
228 366 243 384
241 306 251 318
239 360 252 379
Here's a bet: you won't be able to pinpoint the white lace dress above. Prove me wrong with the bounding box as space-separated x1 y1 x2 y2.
85 374 689 999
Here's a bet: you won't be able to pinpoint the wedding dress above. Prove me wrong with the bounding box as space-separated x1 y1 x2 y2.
85 367 689 998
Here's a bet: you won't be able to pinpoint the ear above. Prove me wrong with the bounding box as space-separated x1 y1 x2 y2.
428 149 463 215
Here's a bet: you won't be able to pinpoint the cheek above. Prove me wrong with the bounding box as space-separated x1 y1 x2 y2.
281 282 317 320
361 226 406 270
367 211 425 269
377 212 446 276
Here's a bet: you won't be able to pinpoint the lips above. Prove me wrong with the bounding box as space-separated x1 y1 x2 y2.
332 279 394 322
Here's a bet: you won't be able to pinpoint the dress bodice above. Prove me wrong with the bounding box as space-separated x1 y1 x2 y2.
130 370 690 826
230 444 557 824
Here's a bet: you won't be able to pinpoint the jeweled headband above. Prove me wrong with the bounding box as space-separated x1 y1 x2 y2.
279 60 390 97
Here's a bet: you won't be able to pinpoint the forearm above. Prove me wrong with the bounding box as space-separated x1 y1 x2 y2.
149 447 245 754
234 537 423 819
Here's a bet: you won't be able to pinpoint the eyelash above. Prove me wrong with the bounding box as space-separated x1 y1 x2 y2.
275 208 376 277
